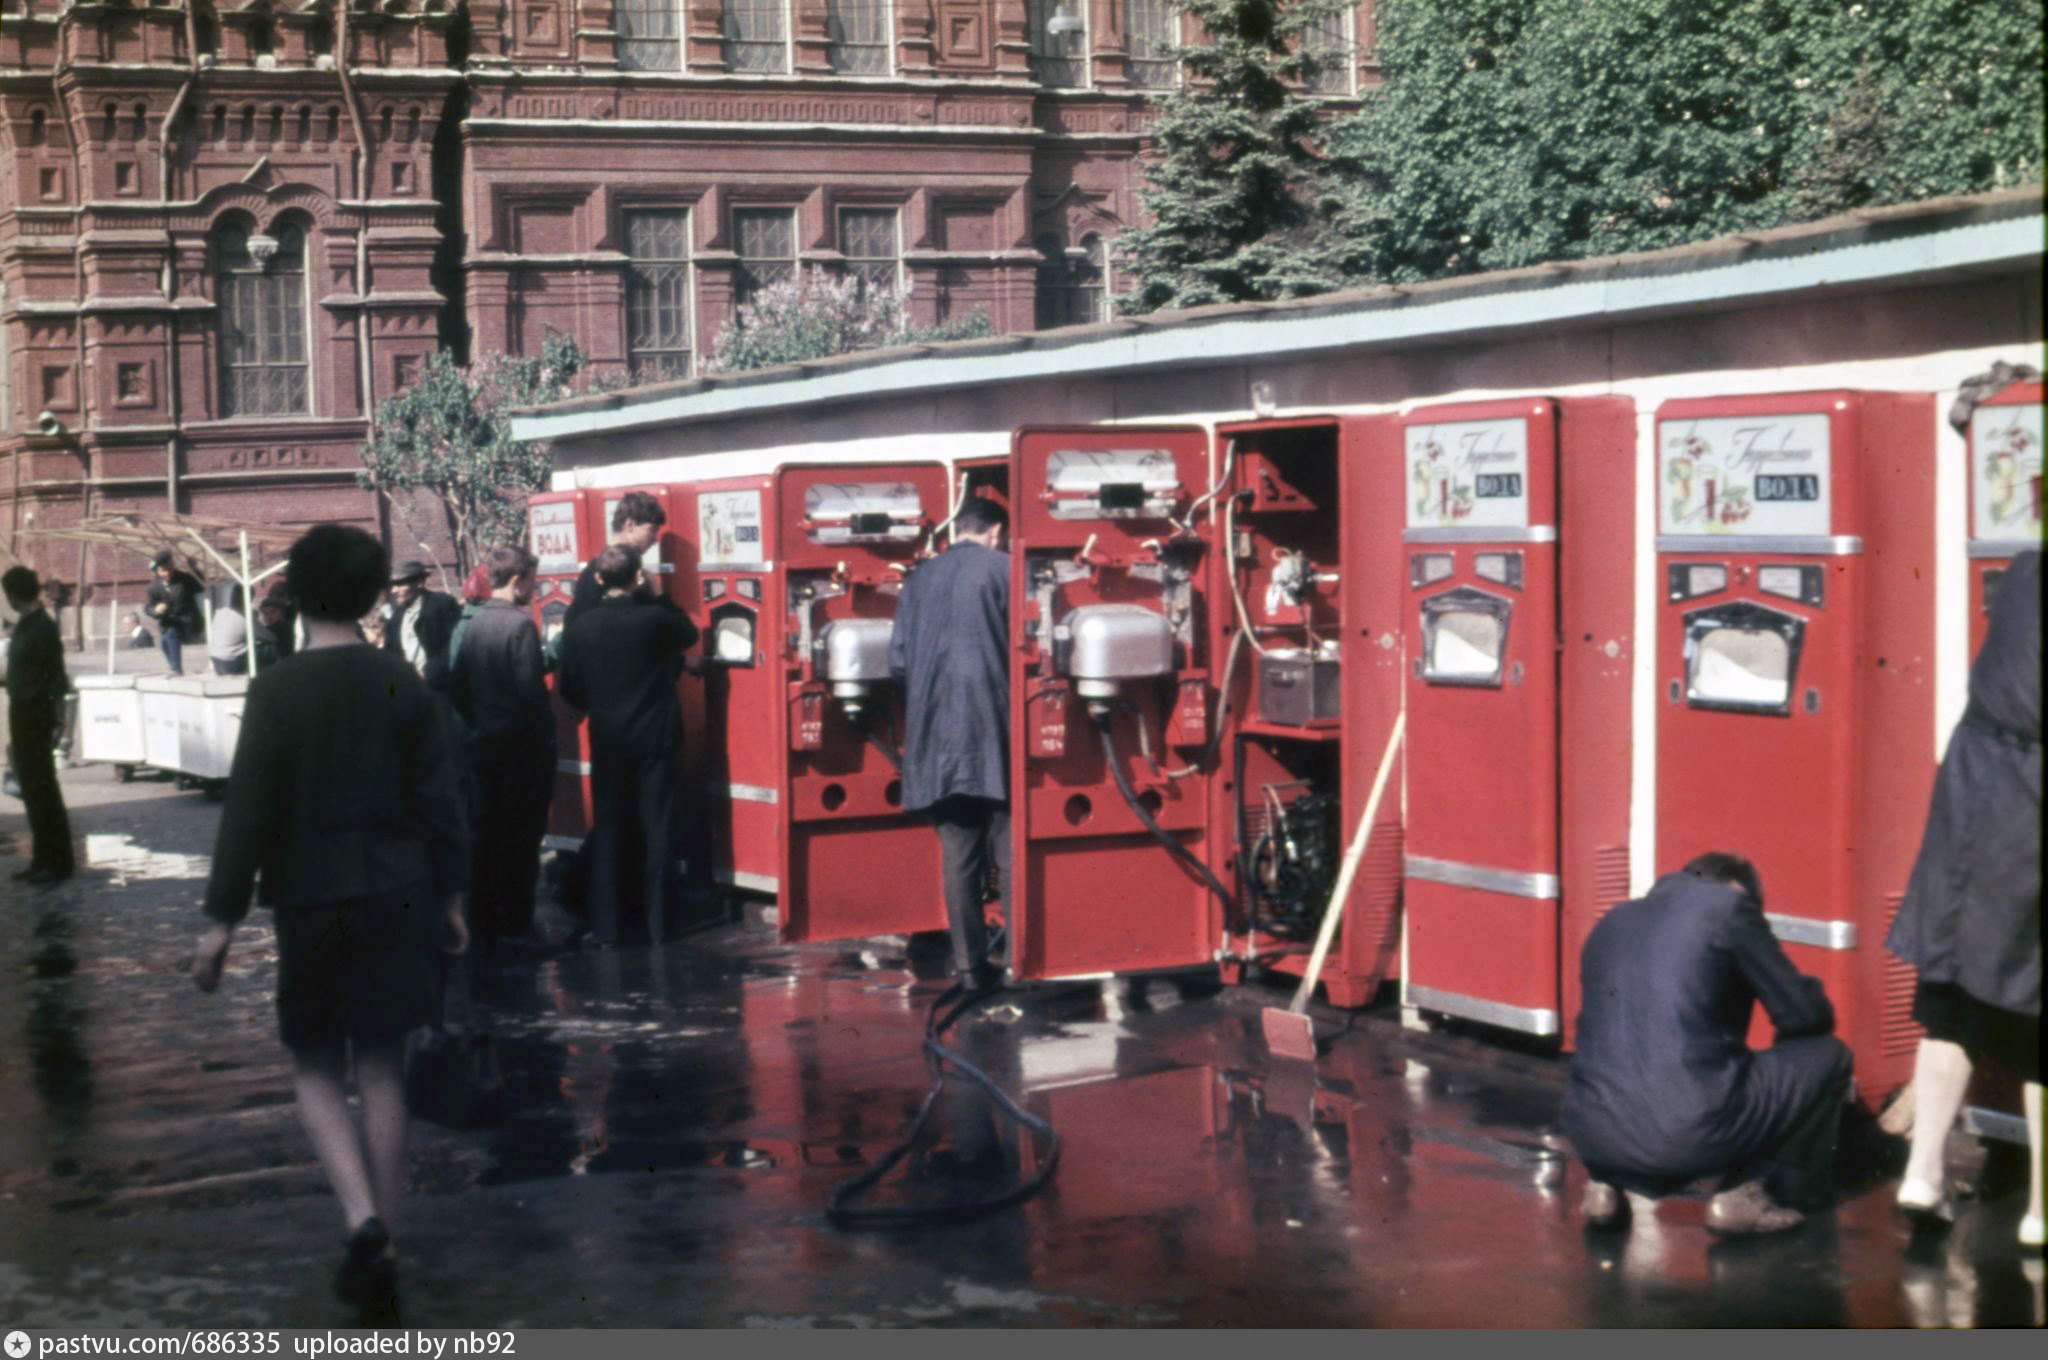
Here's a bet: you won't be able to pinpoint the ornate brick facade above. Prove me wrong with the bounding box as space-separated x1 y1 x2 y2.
2 0 1376 629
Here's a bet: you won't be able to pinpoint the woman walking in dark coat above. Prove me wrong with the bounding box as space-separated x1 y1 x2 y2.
190 525 470 1317
1886 549 2040 1247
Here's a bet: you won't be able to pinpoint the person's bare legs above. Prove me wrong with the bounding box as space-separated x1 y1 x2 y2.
1900 1038 1972 1212
290 1043 378 1231
354 1044 409 1238
2021 1081 2044 1248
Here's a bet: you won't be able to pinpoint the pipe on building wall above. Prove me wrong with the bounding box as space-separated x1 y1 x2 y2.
336 3 379 435
159 0 204 520
54 4 95 643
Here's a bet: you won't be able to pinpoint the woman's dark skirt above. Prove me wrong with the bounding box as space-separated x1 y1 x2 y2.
1913 980 2040 1076
272 884 442 1053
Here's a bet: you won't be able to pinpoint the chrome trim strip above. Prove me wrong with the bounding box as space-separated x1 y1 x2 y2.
1405 854 1560 901
1962 1105 2028 1145
1406 984 1561 1037
1403 526 1559 545
1765 913 1858 951
718 781 779 805
704 560 774 574
541 834 583 852
1967 540 2039 560
1655 534 1862 556
556 759 592 777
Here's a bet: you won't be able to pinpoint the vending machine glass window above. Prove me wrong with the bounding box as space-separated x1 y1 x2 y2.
539 599 567 651
1682 601 1804 714
1044 447 1181 519
1420 587 1510 685
709 611 756 666
802 482 926 544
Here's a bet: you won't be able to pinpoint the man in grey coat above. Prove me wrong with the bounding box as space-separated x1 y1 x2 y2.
889 496 1011 989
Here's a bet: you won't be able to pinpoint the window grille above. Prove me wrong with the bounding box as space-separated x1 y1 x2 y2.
626 210 693 381
217 221 309 417
1302 4 1356 95
827 0 890 74
1125 0 1175 90
734 208 798 303
1029 0 1088 88
1035 233 1110 329
840 209 900 296
617 0 683 71
725 0 790 73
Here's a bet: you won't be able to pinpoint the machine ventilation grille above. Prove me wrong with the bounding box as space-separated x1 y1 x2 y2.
1879 892 1922 1058
1594 845 1631 912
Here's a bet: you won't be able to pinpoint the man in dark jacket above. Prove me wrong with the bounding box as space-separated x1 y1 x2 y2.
448 545 556 950
382 559 461 691
145 550 204 675
888 496 1010 988
4 566 74 885
558 545 699 946
1563 852 1851 1236
564 490 666 631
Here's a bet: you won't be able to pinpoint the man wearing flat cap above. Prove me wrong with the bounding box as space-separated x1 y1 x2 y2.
382 559 462 692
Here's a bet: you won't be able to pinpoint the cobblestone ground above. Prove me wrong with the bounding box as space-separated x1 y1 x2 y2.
2 762 2042 1328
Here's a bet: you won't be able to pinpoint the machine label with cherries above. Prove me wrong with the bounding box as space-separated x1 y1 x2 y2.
1406 419 1532 530
1970 400 2043 543
1658 413 1833 536
698 490 765 566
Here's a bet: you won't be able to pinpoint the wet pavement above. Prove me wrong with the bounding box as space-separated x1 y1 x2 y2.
4 765 2044 1328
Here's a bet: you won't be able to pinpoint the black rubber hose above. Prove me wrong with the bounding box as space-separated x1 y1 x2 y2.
1091 711 1238 926
826 977 1061 1226
1232 732 1255 935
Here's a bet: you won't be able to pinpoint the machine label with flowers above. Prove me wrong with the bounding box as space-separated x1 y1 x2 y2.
1406 419 1531 530
1658 413 1833 536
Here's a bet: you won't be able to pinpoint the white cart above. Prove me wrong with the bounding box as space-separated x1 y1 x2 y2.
71 673 146 780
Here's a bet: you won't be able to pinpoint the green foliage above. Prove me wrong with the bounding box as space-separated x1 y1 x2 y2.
705 269 993 372
1117 0 1359 312
1320 0 2044 283
357 334 587 576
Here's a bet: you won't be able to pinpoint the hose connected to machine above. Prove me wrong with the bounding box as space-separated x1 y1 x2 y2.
826 967 1062 1226
1091 710 1240 929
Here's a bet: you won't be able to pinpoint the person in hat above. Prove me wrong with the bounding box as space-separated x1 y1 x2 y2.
380 559 461 692
145 550 205 675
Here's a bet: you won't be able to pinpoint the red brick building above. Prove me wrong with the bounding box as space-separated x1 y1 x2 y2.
2 0 1377 632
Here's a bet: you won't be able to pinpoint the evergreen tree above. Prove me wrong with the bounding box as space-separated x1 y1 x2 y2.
1118 0 1358 313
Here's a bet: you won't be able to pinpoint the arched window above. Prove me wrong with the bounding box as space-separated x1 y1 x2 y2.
216 219 309 417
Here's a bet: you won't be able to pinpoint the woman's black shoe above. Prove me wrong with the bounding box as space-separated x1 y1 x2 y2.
335 1217 393 1308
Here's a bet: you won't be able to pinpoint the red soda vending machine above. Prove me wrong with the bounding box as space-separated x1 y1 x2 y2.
1654 391 1935 1101
1965 381 2043 652
1401 397 1635 1039
1007 425 1225 981
1210 416 1403 1007
678 465 954 936
526 488 600 848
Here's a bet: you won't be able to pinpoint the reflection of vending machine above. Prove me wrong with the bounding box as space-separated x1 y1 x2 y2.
1654 391 1935 1101
1007 426 1224 981
1213 416 1403 1007
1965 381 2043 653
526 489 599 848
1401 398 1635 1039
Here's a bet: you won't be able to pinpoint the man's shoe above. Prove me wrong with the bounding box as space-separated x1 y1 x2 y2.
1581 1180 1630 1230
1706 1180 1805 1236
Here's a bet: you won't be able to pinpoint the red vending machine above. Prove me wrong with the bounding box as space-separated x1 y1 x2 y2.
1965 380 2043 651
526 488 601 849
1212 416 1404 1007
1007 426 1226 981
674 474 780 894
1401 397 1635 1039
1654 391 1935 1101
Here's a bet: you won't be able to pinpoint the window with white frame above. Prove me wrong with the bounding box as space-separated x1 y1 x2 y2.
625 209 693 381
1302 3 1357 95
724 0 790 73
827 0 891 75
839 208 900 296
216 219 309 417
616 0 684 71
734 207 798 303
1125 0 1176 90
1035 232 1110 329
1029 0 1088 88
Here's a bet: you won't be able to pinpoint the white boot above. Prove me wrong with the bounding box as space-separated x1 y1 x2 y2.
2021 1081 2044 1250
1898 1038 1972 1227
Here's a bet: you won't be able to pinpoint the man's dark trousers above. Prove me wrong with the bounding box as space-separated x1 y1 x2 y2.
1717 1034 1853 1209
469 738 553 940
10 698 73 874
931 795 1010 974
159 624 185 675
587 744 679 945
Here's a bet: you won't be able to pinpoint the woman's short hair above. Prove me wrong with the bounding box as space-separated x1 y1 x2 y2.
285 524 389 623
